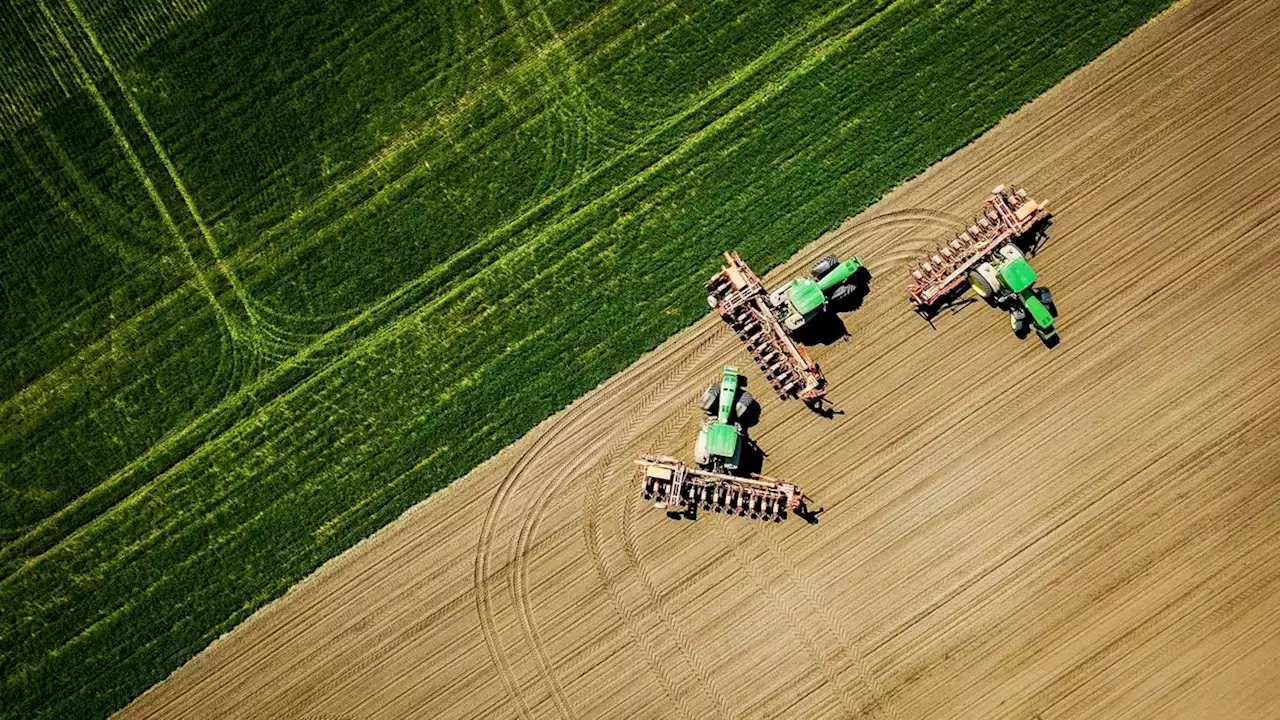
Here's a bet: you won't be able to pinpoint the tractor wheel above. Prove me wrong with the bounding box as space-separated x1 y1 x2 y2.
968 263 999 300
1010 307 1029 337
810 254 839 280
698 384 718 414
828 282 858 305
733 390 756 421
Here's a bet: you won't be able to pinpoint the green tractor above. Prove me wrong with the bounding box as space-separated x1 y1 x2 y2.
968 244 1059 343
766 254 866 334
694 366 756 474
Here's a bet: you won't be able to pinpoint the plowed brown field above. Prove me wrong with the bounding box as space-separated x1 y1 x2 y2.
121 0 1280 717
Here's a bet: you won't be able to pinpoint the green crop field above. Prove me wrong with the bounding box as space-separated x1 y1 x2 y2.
1 0 1171 717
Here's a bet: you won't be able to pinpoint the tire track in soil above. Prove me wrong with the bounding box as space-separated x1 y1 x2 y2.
502 408 620 720
686 210 969 720
475 419 565 720
578 322 734 717
592 208 960 719
476 398 621 717
606 350 737 719
509 373 688 717
481 321 723 719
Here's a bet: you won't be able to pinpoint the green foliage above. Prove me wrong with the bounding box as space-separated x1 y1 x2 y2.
1 0 1170 716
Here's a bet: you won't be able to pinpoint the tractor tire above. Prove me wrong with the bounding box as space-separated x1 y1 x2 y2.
810 254 839 280
698 384 718 415
1010 306 1029 337
828 282 858 305
733 390 756 421
969 263 999 300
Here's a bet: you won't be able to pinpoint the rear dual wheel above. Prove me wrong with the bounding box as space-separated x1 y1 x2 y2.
968 262 1000 301
702 385 756 422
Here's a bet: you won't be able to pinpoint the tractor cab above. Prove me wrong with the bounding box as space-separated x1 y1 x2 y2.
696 422 743 472
782 277 826 327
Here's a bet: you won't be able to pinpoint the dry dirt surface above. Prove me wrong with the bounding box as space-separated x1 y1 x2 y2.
121 0 1280 717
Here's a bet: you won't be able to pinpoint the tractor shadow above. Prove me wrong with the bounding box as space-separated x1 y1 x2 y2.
1011 307 1063 348
737 436 767 477
1020 216 1053 258
739 435 824 525
794 502 824 525
792 312 847 346
918 295 980 326
806 397 845 420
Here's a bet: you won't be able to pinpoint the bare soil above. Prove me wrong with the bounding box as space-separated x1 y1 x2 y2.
121 0 1280 717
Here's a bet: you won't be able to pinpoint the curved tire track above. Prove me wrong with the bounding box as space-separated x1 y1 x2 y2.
580 324 730 718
